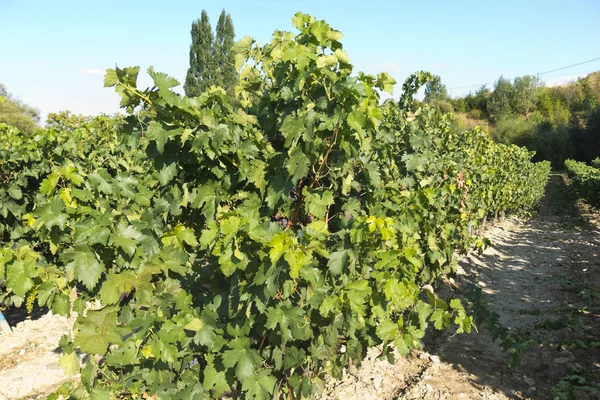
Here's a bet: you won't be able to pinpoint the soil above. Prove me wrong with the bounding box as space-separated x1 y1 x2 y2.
1 173 599 400
0 308 75 399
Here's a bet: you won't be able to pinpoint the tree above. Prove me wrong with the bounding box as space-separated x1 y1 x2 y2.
424 75 448 103
512 75 541 116
214 10 238 92
184 11 215 97
487 76 514 122
0 83 40 134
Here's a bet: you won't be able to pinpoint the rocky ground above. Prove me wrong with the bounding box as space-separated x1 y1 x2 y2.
1 173 599 399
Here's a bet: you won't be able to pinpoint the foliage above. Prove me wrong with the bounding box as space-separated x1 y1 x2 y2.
184 9 238 97
214 10 238 92
0 83 40 135
487 76 515 122
424 74 448 103
511 75 541 116
0 14 550 399
564 159 600 207
570 107 600 162
452 71 600 167
184 11 215 97
493 116 538 147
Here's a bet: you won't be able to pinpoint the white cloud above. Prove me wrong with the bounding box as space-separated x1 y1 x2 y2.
81 68 106 76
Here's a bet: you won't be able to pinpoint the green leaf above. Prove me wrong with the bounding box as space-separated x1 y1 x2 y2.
88 170 113 195
327 249 348 275
304 190 334 219
158 163 177 186
183 318 204 331
376 318 399 341
8 184 22 200
285 147 310 184
222 339 262 382
280 114 305 147
192 183 217 221
199 221 219 248
74 307 122 355
61 244 103 291
103 69 118 87
403 154 427 172
284 249 312 278
430 309 451 330
110 222 142 256
51 294 70 316
146 121 172 153
268 231 294 264
162 224 198 248
242 370 277 400
58 352 80 375
99 272 137 305
148 66 180 90
6 260 35 297
203 354 230 396
40 173 59 195
34 198 68 231
74 219 110 246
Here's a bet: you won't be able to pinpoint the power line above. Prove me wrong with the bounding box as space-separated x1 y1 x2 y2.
537 56 600 75
449 56 600 91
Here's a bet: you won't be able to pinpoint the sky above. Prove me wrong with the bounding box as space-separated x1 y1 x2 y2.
1 0 600 122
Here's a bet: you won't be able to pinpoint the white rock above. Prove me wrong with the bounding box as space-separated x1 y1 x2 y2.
429 355 441 363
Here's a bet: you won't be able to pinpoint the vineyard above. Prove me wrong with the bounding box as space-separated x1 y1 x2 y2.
0 13 559 399
565 158 600 207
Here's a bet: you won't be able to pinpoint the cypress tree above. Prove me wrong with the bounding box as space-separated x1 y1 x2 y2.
184 10 215 97
214 10 238 92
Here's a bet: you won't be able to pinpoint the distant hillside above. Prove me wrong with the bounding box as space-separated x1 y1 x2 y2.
448 69 600 166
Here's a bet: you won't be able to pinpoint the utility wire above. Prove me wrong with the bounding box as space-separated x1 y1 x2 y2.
449 56 600 91
537 56 600 75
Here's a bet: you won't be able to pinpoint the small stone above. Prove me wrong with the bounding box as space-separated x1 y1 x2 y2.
372 377 383 388
553 357 569 364
347 363 358 375
429 355 441 363
18 349 25 356
572 390 590 400
523 376 535 386
418 351 430 360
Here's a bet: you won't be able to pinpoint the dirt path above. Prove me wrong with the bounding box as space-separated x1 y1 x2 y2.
323 174 600 400
1 174 599 399
0 309 75 400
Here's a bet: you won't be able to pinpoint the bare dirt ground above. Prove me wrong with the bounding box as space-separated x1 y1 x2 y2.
0 308 75 399
1 173 599 399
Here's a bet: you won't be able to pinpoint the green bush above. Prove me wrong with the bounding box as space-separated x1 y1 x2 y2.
565 159 600 206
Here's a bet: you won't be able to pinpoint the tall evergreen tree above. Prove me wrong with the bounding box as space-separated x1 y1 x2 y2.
184 10 215 97
214 10 238 92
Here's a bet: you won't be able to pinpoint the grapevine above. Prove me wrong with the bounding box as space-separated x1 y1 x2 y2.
0 13 551 399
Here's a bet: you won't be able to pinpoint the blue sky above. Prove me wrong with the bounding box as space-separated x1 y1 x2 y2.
1 0 599 121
